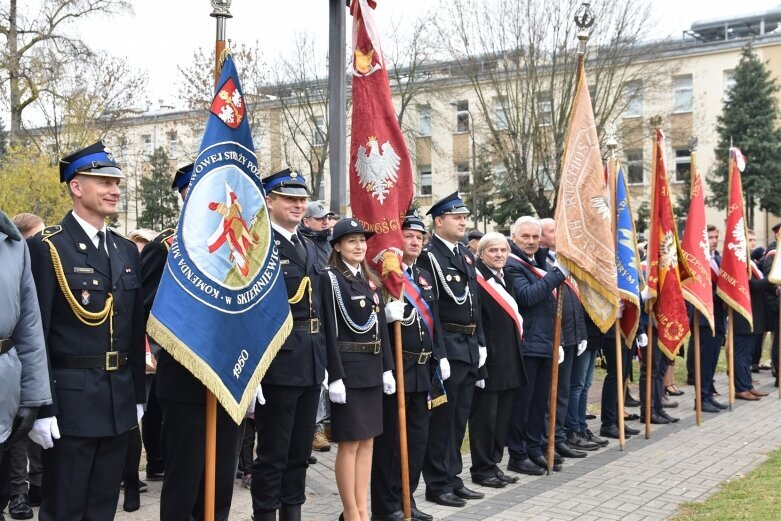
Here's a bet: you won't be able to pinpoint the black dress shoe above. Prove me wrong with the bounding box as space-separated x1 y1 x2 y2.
709 398 728 410
123 481 140 512
699 401 720 413
566 431 600 451
370 512 404 521
410 506 433 521
650 412 672 424
585 413 597 420
27 485 41 507
146 470 164 481
454 486 484 500
472 475 506 488
307 455 318 464
624 425 640 436
426 492 466 507
507 458 545 476
495 470 519 483
280 504 302 521
583 429 609 447
529 454 561 472
658 410 680 423
624 393 641 407
8 494 33 520
555 441 586 458
599 425 624 439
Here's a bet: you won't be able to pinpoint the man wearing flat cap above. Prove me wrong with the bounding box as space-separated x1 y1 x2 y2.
26 140 146 520
419 192 487 508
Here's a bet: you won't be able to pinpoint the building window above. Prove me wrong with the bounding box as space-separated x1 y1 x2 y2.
419 165 432 196
673 75 693 113
626 150 643 185
456 100 470 133
494 162 507 184
723 70 736 103
538 164 554 191
624 81 643 118
456 163 470 192
313 116 326 146
167 130 178 158
142 134 152 156
537 92 552 127
494 97 508 130
419 106 432 137
674 148 691 183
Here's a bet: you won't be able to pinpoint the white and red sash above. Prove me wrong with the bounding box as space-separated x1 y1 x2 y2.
476 270 523 341
751 260 763 280
509 252 580 298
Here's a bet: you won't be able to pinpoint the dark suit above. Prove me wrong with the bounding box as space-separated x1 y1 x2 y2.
733 270 771 392
148 234 243 521
371 263 444 516
251 229 326 515
469 261 524 481
27 211 145 521
418 235 485 496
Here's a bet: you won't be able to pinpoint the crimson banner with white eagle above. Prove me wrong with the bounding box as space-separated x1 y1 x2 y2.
349 0 414 299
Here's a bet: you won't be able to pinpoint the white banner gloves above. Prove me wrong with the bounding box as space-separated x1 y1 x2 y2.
136 404 145 424
640 287 652 303
478 346 488 368
28 417 60 450
637 333 649 347
384 300 406 323
439 358 451 381
554 260 570 278
558 346 565 365
329 379 347 404
475 379 486 389
577 340 588 357
383 371 396 395
322 370 329 390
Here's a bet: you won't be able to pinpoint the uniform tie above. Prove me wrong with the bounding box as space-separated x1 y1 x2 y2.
97 230 111 279
291 234 307 261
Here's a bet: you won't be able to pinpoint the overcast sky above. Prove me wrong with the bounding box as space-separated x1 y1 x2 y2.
43 0 781 107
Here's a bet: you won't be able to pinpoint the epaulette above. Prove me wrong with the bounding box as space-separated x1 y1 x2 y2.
109 227 133 244
153 228 175 244
40 225 62 239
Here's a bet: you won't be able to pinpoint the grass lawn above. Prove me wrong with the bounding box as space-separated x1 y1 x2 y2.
672 448 781 520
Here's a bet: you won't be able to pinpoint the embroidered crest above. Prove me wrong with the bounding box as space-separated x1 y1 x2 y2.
81 290 90 305
210 78 245 129
355 136 401 204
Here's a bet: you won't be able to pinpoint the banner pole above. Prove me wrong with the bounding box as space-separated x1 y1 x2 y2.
204 5 231 520
728 309 735 411
392 318 412 521
694 314 702 425
547 291 564 475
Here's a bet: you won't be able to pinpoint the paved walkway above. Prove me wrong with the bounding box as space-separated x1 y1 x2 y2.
94 369 781 520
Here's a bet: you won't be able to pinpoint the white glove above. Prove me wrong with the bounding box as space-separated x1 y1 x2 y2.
255 384 266 406
475 379 486 389
478 346 487 368
637 333 648 347
384 300 405 323
383 370 396 395
554 260 570 277
322 370 329 390
558 346 564 365
28 417 60 450
136 404 145 424
439 358 451 381
577 340 587 357
640 287 652 302
617 299 625 318
329 379 347 404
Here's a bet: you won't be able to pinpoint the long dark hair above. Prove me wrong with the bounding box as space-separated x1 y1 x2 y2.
327 247 382 288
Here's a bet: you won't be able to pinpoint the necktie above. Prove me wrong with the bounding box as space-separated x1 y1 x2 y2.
291 234 307 261
496 270 505 286
407 267 413 277
97 230 111 279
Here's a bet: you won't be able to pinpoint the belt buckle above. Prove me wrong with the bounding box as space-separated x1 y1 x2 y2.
105 351 120 371
373 343 381 355
310 318 320 334
417 352 430 365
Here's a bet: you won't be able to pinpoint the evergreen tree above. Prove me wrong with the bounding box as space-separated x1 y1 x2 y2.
707 44 781 228
138 147 179 230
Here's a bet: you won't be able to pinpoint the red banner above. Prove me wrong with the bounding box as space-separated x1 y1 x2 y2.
646 129 691 359
349 0 414 299
680 152 715 334
716 148 753 328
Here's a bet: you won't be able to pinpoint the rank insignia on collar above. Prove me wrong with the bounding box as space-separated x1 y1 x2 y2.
81 290 90 305
79 243 87 251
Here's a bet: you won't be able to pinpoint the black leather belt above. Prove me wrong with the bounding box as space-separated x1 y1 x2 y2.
293 319 320 334
402 350 432 364
337 341 381 354
0 338 12 355
442 322 477 335
52 351 129 371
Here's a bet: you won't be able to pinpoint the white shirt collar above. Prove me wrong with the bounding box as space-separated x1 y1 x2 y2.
489 267 504 279
271 222 296 243
435 234 459 254
342 260 361 277
71 210 107 251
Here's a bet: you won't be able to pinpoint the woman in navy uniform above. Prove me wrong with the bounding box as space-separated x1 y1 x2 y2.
370 210 444 521
26 141 146 521
321 218 394 521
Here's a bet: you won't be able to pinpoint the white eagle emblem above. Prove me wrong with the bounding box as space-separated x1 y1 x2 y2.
699 227 710 261
727 217 747 264
591 195 610 220
355 136 401 204
660 231 678 269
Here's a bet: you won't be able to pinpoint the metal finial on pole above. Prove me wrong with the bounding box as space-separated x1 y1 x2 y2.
650 115 662 129
574 1 595 54
605 122 619 158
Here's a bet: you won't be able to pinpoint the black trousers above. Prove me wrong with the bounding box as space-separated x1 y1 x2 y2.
423 359 476 496
469 387 516 480
601 340 632 429
734 334 760 392
123 425 142 483
251 384 319 514
371 391 429 516
238 417 255 476
0 442 8 511
7 437 30 496
39 431 130 521
508 356 551 461
553 344 576 443
699 331 723 401
142 375 164 475
638 340 666 415
159 400 243 521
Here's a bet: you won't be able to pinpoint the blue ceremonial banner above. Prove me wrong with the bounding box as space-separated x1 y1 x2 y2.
147 55 292 423
614 162 643 343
